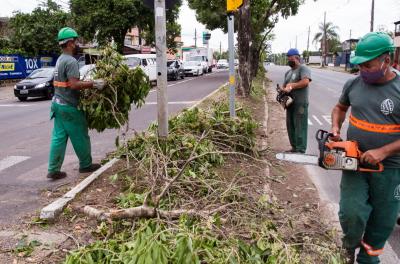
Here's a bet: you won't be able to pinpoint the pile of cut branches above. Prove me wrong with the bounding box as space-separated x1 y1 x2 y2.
79 45 151 132
65 101 343 263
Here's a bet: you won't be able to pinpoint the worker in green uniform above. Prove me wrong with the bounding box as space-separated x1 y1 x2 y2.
47 27 106 180
331 32 400 264
282 48 312 153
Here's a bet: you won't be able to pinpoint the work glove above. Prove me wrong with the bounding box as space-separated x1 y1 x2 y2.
93 79 106 90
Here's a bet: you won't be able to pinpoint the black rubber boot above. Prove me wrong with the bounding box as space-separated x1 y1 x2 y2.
79 163 101 173
47 171 67 180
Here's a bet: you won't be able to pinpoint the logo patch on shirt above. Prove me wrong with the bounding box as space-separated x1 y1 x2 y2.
380 99 394 115
394 184 400 200
291 73 297 81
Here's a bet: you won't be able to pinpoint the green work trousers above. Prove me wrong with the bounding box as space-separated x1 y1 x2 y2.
286 102 308 152
48 102 92 173
339 169 400 263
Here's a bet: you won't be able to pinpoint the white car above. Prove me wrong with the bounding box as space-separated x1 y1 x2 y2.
190 56 209 73
124 54 157 82
217 59 229 69
79 64 96 81
183 61 204 76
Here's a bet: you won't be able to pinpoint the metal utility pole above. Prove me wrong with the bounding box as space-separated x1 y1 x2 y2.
295 35 298 49
227 14 235 117
306 26 310 64
226 0 243 119
322 11 327 67
220 41 222 59
370 0 375 32
155 0 168 137
194 28 197 48
345 29 352 72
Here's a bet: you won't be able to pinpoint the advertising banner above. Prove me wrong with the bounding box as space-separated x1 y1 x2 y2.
0 54 57 80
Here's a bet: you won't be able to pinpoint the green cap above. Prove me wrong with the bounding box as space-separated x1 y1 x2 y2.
350 32 395 65
57 27 79 45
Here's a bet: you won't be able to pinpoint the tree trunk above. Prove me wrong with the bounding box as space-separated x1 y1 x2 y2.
250 46 260 79
237 0 252 97
116 32 125 54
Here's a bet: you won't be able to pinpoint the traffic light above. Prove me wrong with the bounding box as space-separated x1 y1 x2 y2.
202 32 211 44
227 0 243 12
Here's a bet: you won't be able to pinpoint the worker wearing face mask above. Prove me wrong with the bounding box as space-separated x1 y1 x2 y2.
331 32 400 264
47 27 106 180
281 48 312 153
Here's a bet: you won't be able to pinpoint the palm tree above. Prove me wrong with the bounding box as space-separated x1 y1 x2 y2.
313 22 340 66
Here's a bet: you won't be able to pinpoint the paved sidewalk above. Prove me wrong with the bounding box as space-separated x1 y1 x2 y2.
0 84 15 101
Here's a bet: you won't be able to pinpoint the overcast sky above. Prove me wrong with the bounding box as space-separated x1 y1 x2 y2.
1 0 399 54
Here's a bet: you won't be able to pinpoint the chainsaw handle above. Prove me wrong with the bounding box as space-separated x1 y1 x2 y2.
359 162 384 172
316 130 333 167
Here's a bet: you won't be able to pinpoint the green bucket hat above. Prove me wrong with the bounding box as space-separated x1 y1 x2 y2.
350 32 395 65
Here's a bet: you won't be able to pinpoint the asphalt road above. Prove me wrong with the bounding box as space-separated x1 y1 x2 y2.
0 70 228 225
266 64 400 261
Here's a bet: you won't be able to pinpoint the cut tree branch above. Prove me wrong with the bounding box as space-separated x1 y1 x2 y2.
153 131 207 207
74 203 234 221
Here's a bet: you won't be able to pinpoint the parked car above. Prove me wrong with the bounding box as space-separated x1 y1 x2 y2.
167 60 185 80
124 54 157 82
183 61 203 76
190 56 209 73
79 64 96 81
14 67 55 101
216 59 229 69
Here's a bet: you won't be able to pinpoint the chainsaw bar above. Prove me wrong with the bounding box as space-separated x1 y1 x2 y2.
275 152 319 166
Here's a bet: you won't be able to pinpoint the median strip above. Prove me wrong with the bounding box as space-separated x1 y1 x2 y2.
40 82 228 220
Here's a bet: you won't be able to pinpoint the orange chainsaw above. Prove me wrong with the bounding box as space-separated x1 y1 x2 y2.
276 129 384 172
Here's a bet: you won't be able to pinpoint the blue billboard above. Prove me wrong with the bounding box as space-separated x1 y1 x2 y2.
0 54 58 80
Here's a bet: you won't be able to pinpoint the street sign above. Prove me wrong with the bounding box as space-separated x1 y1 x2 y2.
227 0 243 12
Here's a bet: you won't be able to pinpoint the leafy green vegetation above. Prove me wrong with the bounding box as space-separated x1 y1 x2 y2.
64 77 344 263
79 45 151 132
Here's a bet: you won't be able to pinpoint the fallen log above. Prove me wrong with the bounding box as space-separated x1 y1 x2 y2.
73 203 233 221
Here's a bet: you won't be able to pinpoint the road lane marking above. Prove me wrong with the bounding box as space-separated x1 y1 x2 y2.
308 119 313 126
0 104 30 107
0 156 30 173
145 101 197 105
322 115 332 125
167 78 196 87
312 115 323 125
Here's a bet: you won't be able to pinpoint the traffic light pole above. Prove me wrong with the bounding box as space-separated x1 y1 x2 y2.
227 14 235 118
154 0 168 138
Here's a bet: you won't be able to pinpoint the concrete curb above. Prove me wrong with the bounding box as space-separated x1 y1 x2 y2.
39 82 228 221
40 158 119 220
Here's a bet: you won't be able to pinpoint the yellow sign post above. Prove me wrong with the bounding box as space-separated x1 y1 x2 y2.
226 0 242 117
227 0 243 12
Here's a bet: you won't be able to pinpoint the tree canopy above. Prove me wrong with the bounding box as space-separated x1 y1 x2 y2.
188 0 306 96
70 0 182 53
8 0 71 56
